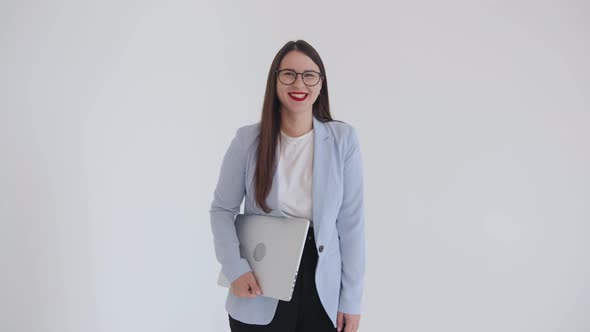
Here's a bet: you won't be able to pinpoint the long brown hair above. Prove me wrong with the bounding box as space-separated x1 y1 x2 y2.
253 40 333 214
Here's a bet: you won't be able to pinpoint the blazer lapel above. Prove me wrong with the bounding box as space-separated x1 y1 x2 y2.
311 116 332 238
266 144 288 218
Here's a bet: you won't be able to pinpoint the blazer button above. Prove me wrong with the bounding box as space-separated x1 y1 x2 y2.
318 245 324 253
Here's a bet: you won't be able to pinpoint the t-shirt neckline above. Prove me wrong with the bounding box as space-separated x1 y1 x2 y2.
280 129 314 144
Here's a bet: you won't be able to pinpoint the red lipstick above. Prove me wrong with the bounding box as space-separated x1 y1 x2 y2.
288 92 308 101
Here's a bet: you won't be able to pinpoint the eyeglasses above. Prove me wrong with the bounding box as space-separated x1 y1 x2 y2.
276 69 323 86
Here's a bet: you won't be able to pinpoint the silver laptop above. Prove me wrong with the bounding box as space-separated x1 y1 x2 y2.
217 214 310 301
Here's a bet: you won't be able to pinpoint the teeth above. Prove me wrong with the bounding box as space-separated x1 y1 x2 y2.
289 93 307 98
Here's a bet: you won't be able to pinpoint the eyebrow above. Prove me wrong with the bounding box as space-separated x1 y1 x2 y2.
278 68 320 72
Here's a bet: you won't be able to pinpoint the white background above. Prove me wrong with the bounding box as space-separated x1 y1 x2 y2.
1 0 589 331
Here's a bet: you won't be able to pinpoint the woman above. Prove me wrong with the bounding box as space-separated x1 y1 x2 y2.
210 40 365 332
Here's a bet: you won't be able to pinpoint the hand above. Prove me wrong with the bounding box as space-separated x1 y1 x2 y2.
230 271 262 298
337 311 361 332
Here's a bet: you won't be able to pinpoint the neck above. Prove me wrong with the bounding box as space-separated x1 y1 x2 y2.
280 110 313 137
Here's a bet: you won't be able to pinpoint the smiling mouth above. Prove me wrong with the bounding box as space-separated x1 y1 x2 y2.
288 92 308 101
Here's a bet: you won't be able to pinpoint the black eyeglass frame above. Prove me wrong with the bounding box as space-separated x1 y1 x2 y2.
275 69 324 87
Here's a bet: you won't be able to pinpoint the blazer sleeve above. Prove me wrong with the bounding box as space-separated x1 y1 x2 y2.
335 125 366 314
209 127 252 284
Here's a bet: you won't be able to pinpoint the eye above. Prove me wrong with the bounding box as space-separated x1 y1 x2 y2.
303 72 318 79
281 71 296 77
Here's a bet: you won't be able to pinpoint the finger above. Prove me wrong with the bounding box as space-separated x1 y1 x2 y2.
344 321 352 332
337 312 344 331
238 285 248 297
249 278 262 296
250 283 261 296
245 285 257 298
345 320 358 332
237 284 251 298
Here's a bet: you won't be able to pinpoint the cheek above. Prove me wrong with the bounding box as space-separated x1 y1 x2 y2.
310 89 321 103
276 86 287 102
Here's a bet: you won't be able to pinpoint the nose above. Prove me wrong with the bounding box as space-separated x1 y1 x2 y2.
292 73 306 88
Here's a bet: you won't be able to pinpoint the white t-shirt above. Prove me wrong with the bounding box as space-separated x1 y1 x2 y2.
278 128 314 227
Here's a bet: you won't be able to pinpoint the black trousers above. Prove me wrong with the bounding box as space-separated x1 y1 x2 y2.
229 230 337 332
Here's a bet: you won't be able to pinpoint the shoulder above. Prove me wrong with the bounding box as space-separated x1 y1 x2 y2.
323 119 355 136
235 121 261 140
322 120 360 150
228 122 261 155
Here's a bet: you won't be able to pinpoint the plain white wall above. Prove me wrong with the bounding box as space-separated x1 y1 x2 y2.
1 0 589 331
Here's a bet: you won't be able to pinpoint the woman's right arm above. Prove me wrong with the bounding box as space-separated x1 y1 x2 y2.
209 126 252 284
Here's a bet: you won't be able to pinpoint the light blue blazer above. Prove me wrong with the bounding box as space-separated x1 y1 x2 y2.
210 115 365 327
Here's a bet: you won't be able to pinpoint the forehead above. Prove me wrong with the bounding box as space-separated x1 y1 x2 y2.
278 50 320 72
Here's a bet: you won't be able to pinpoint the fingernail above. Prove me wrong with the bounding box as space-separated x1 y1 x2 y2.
256 290 261 295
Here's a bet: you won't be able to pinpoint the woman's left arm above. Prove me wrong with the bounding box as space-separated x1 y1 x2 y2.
335 125 366 317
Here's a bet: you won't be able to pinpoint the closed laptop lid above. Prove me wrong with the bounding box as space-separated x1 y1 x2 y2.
217 214 310 301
